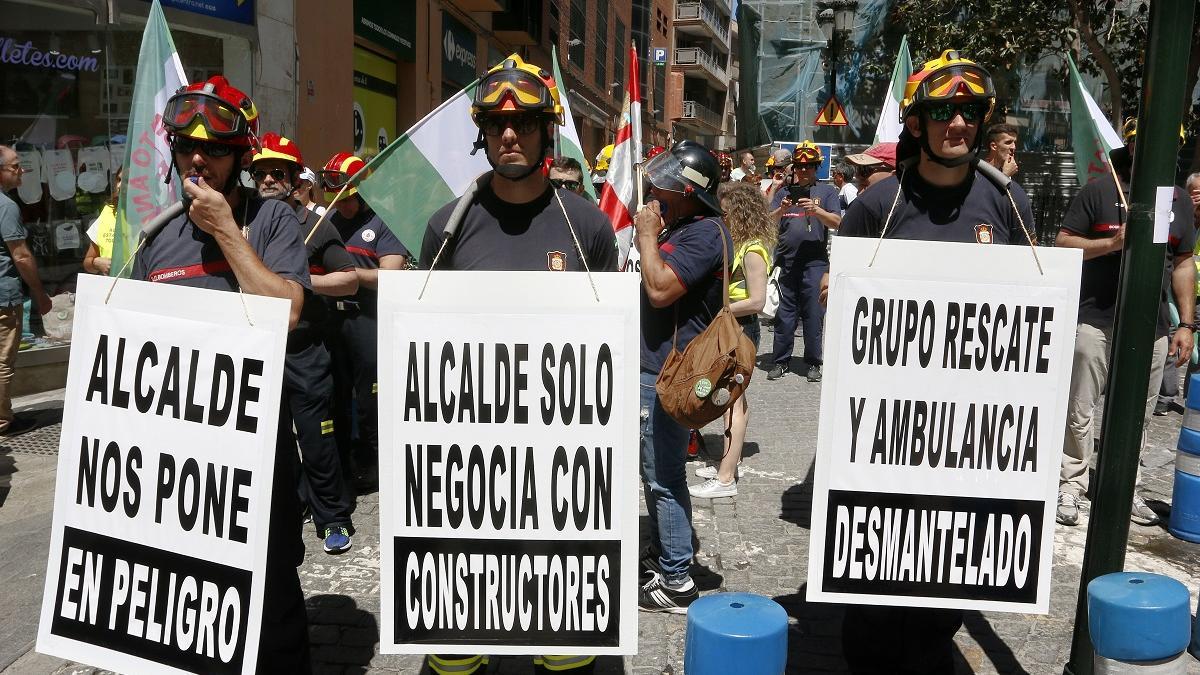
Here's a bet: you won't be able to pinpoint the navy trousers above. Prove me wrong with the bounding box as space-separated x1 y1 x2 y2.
771 259 828 367
285 340 355 534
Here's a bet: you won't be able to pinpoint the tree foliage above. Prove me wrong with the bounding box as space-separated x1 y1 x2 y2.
892 0 1200 130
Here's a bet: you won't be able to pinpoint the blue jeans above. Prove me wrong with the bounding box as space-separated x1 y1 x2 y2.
639 371 693 583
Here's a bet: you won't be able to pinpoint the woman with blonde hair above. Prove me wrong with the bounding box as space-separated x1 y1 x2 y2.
690 181 776 499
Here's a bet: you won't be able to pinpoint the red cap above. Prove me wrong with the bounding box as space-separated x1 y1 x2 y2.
846 142 897 169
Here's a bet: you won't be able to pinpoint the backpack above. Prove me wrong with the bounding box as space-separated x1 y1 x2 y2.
655 221 757 428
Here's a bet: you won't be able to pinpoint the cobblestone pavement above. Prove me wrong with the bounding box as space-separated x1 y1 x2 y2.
4 327 1200 674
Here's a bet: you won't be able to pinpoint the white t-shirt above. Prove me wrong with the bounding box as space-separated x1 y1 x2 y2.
839 182 859 211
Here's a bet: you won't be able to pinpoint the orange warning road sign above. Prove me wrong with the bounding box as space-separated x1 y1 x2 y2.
814 96 848 126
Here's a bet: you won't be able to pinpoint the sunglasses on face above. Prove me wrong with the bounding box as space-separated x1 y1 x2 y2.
173 136 235 158
924 101 989 123
479 114 543 137
252 168 289 182
550 178 581 191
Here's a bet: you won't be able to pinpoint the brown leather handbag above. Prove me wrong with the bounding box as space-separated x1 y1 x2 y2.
655 221 756 428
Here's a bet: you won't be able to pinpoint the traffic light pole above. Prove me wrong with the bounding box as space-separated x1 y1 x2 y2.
1063 0 1197 672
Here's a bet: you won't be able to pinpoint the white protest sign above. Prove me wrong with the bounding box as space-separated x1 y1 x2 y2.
378 271 640 655
807 238 1081 614
38 274 290 674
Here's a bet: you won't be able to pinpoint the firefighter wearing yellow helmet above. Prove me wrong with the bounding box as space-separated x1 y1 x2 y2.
423 52 617 675
467 53 564 180
835 51 1038 671
899 49 997 168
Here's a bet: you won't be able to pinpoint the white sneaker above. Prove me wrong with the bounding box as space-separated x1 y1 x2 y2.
695 463 743 480
1056 491 1080 526
1130 494 1160 525
690 478 737 499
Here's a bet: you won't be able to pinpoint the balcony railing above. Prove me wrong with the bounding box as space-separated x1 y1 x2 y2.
674 2 730 46
681 100 722 130
673 47 726 82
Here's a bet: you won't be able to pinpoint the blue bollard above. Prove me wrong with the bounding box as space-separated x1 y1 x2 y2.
684 592 787 675
1191 588 1200 660
1088 573 1191 672
1170 383 1200 542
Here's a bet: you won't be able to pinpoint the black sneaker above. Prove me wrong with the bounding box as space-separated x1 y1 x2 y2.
639 548 663 578
0 416 37 436
807 365 823 382
1153 400 1169 416
638 573 698 614
767 365 786 380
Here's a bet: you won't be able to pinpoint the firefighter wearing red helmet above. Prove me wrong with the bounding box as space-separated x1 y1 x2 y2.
134 75 313 671
251 134 359 555
317 151 410 495
420 53 617 675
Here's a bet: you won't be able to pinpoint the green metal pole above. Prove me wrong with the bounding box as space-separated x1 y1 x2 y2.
1064 0 1196 673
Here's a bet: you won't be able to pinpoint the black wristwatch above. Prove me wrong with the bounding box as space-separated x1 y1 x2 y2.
1178 322 1197 332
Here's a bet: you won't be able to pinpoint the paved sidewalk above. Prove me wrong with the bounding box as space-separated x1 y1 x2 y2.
3 326 1200 674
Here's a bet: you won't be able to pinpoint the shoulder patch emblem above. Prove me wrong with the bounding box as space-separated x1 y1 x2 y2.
547 250 567 271
975 223 993 244
362 229 376 242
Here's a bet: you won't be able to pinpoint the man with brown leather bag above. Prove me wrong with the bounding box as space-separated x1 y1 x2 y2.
633 140 734 613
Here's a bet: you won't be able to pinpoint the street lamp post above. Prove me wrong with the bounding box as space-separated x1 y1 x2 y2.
816 0 857 138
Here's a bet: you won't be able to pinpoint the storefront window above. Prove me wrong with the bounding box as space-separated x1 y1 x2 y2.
1 1 225 351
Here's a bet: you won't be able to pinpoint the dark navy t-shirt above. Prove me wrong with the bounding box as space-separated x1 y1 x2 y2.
839 170 1035 246
641 216 732 373
330 206 411 304
420 184 618 272
295 205 353 335
1061 178 1195 336
133 191 310 293
770 182 841 266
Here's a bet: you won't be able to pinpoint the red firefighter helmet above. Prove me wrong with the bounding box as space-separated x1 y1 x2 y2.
163 75 259 148
319 153 367 197
251 133 304 168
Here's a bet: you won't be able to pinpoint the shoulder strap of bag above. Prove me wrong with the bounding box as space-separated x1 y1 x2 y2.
670 219 732 351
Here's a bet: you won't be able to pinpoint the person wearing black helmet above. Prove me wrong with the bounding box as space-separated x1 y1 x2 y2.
833 49 1036 675
634 139 731 613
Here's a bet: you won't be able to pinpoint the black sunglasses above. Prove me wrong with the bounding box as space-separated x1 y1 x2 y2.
172 136 235 158
479 114 543 137
252 168 289 182
550 178 581 191
924 101 989 123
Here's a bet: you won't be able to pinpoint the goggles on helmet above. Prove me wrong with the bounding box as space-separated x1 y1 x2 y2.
474 69 555 114
318 170 352 190
912 63 994 107
164 91 254 139
643 149 714 195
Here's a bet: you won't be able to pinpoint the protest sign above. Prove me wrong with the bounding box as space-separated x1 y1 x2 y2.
378 271 640 655
37 274 290 674
807 238 1081 614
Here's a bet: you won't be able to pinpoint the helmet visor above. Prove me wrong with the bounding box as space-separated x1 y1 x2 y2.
318 170 353 190
918 64 994 103
164 92 249 138
643 150 714 195
475 70 552 112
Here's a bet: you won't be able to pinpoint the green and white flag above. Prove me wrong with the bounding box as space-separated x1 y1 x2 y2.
356 55 597 253
354 81 487 254
873 35 911 144
551 45 596 199
1067 54 1123 187
112 0 187 276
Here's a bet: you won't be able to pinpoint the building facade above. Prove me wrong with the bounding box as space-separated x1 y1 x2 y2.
668 0 735 151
